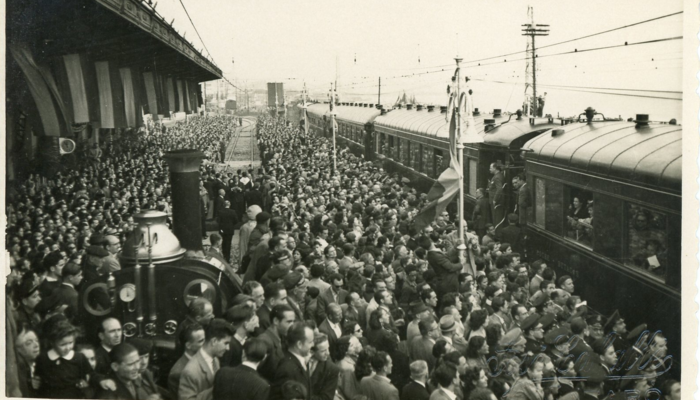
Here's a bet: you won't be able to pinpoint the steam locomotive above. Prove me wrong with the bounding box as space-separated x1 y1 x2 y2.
78 150 241 361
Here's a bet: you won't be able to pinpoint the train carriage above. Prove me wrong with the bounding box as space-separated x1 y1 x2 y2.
522 115 681 364
372 105 560 221
306 103 381 161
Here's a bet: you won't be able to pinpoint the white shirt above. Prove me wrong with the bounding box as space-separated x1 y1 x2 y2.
242 361 260 370
328 319 342 338
413 379 425 388
234 332 247 346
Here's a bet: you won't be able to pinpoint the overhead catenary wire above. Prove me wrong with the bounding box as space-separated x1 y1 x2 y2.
472 78 681 101
331 36 682 91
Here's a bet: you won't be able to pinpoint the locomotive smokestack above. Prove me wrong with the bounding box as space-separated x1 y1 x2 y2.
164 149 205 252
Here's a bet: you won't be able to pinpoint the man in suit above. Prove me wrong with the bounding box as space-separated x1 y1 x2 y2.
409 319 440 371
217 200 239 262
361 351 399 400
500 214 523 254
255 282 288 336
54 261 82 321
341 291 367 330
471 188 492 239
283 272 307 322
95 317 123 375
439 315 467 356
213 189 226 219
169 323 206 398
271 322 315 400
401 360 430 400
318 303 343 358
316 273 348 324
429 364 460 400
512 174 532 226
309 333 340 400
179 319 234 400
96 343 154 400
421 236 464 299
221 304 258 368
258 304 296 383
213 338 270 400
568 317 594 359
442 220 481 276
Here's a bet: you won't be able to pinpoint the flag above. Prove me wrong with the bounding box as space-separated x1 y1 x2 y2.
413 106 461 232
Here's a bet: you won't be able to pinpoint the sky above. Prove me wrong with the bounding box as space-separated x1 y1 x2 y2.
155 0 684 121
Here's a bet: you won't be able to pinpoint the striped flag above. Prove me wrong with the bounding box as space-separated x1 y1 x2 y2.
413 105 461 232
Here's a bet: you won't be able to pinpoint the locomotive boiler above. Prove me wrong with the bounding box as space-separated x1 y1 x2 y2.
79 149 240 353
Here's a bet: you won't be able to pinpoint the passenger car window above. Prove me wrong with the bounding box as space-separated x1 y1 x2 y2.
625 205 667 281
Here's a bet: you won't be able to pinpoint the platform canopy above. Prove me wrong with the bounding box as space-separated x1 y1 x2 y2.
7 0 223 133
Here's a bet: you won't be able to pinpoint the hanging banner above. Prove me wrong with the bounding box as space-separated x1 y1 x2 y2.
176 80 185 113
142 71 158 118
166 77 176 113
183 80 192 113
61 54 90 123
120 68 137 127
95 61 115 128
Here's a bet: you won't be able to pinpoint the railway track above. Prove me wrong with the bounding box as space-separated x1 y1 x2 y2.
223 117 259 169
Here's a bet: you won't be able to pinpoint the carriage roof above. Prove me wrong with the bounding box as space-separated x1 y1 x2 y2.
374 108 558 147
523 120 681 192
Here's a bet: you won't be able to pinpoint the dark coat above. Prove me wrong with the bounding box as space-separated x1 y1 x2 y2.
257 326 285 383
53 283 79 321
310 358 340 400
95 372 137 400
499 224 523 253
517 183 532 225
318 319 341 358
401 380 430 400
271 351 312 400
213 195 226 219
316 286 348 324
95 345 112 375
472 195 492 231
255 304 272 336
216 208 238 235
213 364 270 400
245 190 263 208
427 249 462 297
221 337 244 368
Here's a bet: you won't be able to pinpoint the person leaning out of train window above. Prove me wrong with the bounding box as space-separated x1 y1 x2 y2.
565 197 587 232
632 239 667 277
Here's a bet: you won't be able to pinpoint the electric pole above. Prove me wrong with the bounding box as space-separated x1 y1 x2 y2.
522 7 548 120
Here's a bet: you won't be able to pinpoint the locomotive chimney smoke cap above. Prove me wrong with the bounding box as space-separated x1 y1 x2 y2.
120 210 186 265
493 109 502 117
427 105 435 112
635 114 650 127
440 106 448 113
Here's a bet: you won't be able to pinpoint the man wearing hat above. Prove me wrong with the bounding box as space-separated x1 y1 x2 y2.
498 328 527 358
259 251 292 287
576 362 608 400
544 327 571 363
283 272 307 322
82 245 112 312
521 313 545 354
590 337 619 394
586 314 605 344
439 315 468 355
604 310 629 352
406 301 431 344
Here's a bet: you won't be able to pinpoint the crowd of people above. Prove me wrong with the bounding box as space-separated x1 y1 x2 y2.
4 113 679 400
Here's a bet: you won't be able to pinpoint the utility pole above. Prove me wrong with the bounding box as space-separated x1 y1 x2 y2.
522 7 549 121
378 77 381 106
